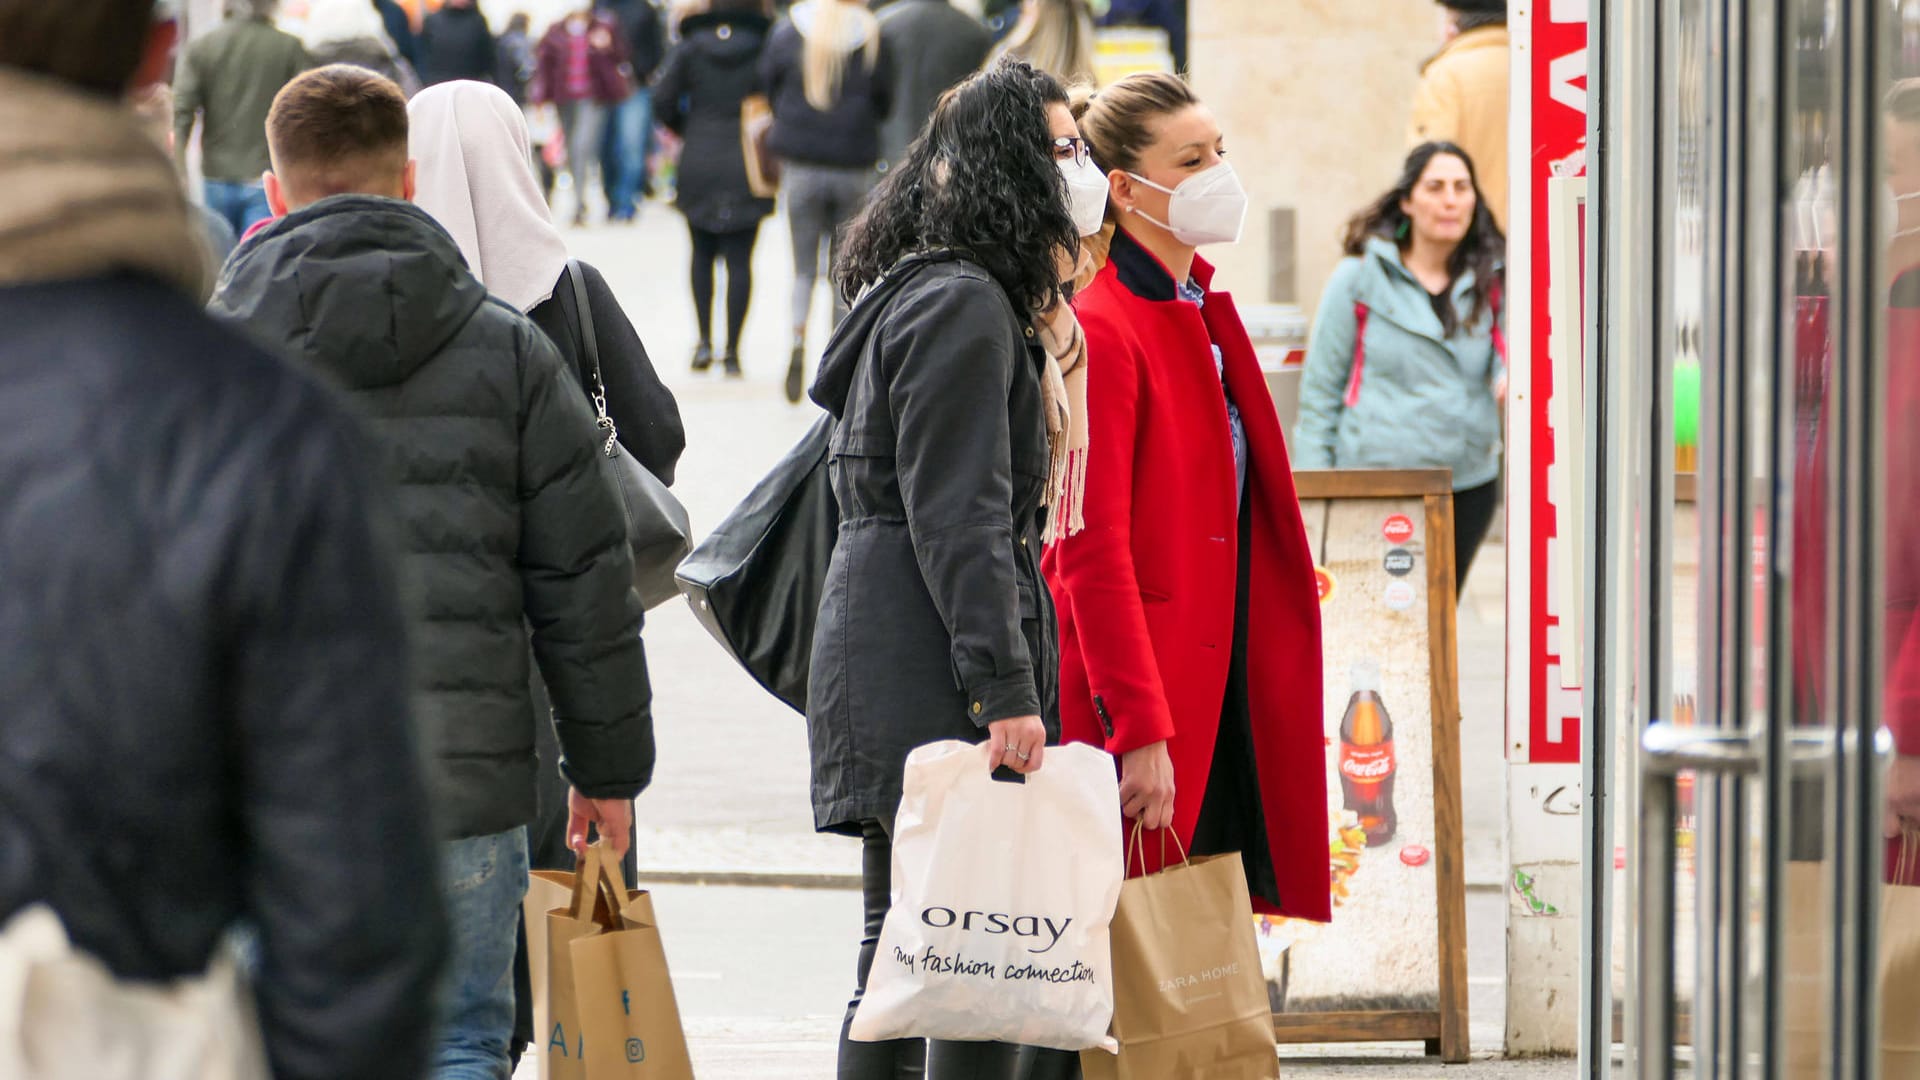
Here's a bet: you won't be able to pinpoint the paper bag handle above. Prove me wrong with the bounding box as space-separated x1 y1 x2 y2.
1126 821 1190 878
565 842 629 930
1902 825 1920 884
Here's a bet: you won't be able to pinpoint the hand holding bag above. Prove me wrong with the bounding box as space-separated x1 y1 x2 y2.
740 93 780 199
849 740 1125 1052
1081 825 1279 1080
544 843 693 1080
0 905 267 1080
567 261 692 610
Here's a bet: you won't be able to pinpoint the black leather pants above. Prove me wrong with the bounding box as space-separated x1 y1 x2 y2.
839 820 1083 1080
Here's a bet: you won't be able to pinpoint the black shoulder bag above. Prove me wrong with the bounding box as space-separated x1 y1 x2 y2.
567 260 692 609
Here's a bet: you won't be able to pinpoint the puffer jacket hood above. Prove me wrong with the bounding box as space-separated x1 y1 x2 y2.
809 251 952 416
215 195 488 388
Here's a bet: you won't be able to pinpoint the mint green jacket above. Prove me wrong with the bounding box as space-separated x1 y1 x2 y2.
1292 236 1505 491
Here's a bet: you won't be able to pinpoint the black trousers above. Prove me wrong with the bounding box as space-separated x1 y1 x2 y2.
689 222 760 353
1452 480 1500 592
840 819 1083 1080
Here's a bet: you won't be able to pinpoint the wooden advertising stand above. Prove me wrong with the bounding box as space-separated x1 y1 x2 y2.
1266 468 1469 1063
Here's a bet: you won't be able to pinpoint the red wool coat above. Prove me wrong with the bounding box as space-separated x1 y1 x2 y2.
1044 229 1330 922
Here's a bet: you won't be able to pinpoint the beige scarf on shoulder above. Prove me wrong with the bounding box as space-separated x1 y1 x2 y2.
1034 229 1111 542
0 68 210 299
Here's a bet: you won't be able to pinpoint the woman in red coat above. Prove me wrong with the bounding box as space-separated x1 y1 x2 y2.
1044 73 1329 922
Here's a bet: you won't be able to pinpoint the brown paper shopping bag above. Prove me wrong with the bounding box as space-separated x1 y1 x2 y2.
526 870 573 1080
1782 860 1830 1079
1881 829 1920 1080
1081 828 1278 1080
544 843 692 1080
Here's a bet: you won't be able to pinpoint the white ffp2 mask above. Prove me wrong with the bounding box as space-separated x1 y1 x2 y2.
1125 160 1249 246
1059 157 1110 238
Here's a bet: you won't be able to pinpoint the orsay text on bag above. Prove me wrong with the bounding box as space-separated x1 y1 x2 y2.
917 906 1073 953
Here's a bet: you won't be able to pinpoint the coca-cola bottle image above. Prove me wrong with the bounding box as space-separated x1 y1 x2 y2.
1339 661 1397 845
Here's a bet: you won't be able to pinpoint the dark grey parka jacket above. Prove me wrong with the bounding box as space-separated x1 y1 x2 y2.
806 252 1058 833
211 196 654 839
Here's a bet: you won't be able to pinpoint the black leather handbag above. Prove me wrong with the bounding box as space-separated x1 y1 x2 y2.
675 416 836 715
567 262 691 610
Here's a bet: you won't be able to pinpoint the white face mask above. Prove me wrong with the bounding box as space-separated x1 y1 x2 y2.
1059 157 1110 238
1889 183 1920 242
1125 160 1248 247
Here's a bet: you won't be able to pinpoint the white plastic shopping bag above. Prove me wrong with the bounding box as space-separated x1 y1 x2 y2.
0 904 267 1080
850 739 1124 1052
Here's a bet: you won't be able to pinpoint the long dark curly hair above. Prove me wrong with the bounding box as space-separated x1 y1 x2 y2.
1341 141 1506 336
835 58 1077 316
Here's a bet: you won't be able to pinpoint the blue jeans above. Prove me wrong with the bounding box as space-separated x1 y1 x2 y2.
203 179 271 237
600 89 654 220
433 829 529 1080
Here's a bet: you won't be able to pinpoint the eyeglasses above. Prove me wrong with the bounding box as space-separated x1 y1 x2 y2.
1053 136 1092 167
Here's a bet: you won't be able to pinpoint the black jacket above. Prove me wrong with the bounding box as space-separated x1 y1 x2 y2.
806 253 1057 832
759 9 894 169
601 0 667 83
0 275 446 1080
875 0 991 169
378 0 419 65
527 260 686 485
211 196 654 839
420 4 497 85
655 11 777 233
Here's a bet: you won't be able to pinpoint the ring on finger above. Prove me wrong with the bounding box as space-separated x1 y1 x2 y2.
1012 748 1031 762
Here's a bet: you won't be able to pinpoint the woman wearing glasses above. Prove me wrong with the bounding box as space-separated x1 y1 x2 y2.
1045 72 1331 927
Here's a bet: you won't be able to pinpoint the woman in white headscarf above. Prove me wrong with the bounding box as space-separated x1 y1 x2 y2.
408 76 688 1074
299 0 420 95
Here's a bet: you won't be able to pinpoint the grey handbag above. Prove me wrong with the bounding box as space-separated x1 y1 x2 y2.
567 261 691 609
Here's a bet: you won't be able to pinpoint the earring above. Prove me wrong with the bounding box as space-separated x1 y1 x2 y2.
1395 218 1410 240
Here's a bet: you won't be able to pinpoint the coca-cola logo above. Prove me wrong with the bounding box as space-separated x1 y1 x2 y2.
1340 743 1395 782
1382 514 1415 544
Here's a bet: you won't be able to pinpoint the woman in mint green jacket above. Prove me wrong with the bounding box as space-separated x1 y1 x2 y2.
1294 141 1507 588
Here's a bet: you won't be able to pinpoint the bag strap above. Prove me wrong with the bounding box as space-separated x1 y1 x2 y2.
1126 820 1191 878
1490 278 1507 365
1343 300 1369 409
567 259 619 458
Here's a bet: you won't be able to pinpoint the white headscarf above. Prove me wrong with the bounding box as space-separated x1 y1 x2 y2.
408 81 570 312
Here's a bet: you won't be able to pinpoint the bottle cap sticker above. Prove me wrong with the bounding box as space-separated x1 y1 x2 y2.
1399 844 1431 868
1384 548 1415 576
1383 580 1416 611
1314 565 1337 604
1382 514 1415 544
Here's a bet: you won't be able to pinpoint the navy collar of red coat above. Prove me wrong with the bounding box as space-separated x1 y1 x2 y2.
1107 224 1219 304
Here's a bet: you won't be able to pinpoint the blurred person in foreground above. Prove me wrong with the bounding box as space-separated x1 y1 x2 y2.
173 0 312 235
991 0 1095 87
759 0 893 401
419 0 497 85
654 0 778 375
873 0 992 172
210 64 655 1079
534 3 638 225
1409 0 1509 232
597 0 668 222
1294 141 1507 588
0 5 447 1080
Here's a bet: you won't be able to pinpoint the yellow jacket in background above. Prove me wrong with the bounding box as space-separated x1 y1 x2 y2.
1409 24 1510 234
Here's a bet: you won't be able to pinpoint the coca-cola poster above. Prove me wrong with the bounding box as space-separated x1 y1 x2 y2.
1269 473 1468 1054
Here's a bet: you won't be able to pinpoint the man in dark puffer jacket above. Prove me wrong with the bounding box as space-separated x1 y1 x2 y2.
211 65 654 1077
0 6 446 1080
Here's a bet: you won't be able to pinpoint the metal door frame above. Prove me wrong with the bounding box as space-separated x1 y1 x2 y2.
1579 0 1890 1076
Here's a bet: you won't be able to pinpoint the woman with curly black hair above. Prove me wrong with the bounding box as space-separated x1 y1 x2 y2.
805 57 1088 1080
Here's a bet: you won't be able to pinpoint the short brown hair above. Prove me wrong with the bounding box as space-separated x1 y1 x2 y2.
1891 79 1920 127
1070 71 1200 177
0 0 156 96
267 64 410 202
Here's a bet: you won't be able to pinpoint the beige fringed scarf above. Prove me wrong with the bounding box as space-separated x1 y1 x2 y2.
1035 228 1111 542
0 69 211 300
